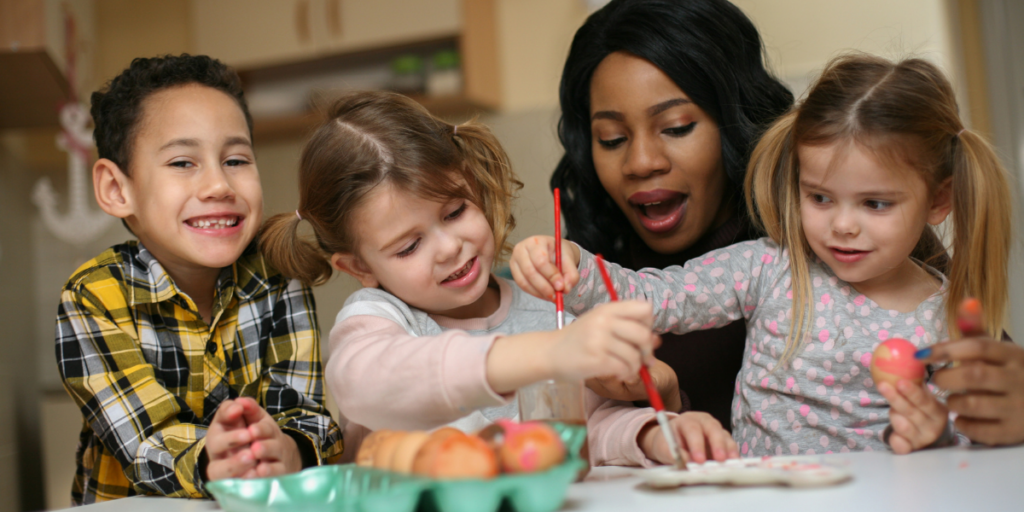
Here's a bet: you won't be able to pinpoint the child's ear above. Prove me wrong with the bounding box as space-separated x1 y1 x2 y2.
927 177 954 225
93 158 134 219
331 253 379 288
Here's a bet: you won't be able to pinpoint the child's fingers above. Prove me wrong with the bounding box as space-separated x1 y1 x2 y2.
509 258 556 301
699 416 735 462
887 430 914 455
207 429 253 459
255 460 287 478
248 417 279 441
208 448 256 481
238 397 269 426
251 438 283 462
675 417 708 463
888 411 924 446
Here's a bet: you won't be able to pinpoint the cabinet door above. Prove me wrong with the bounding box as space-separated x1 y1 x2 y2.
191 0 329 68
326 0 461 51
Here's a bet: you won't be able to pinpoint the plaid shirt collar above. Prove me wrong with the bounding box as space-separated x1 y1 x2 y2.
124 240 277 309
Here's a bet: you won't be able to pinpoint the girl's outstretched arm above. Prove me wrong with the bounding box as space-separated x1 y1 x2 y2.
325 300 659 431
564 240 780 336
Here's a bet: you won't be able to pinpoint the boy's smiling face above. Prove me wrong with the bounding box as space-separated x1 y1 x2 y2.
118 84 262 277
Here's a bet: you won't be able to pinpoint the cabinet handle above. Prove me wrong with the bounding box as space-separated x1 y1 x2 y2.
295 0 311 44
327 0 342 39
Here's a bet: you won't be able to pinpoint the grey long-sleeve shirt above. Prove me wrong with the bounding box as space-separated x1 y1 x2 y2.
566 238 948 456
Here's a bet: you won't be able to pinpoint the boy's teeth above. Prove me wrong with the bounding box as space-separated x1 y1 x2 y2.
189 217 238 229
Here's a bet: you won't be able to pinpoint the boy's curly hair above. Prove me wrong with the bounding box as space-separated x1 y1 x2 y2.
90 54 253 174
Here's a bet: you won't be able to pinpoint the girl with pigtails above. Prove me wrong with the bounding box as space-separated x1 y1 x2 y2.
511 53 1014 455
259 91 737 467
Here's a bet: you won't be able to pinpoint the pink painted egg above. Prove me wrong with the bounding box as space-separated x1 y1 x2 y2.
871 338 925 388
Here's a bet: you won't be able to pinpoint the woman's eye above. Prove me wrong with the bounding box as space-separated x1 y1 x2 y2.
445 203 468 221
397 239 420 258
663 122 696 137
597 136 626 149
865 200 892 211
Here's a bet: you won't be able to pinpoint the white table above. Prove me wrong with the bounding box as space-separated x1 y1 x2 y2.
61 445 1024 512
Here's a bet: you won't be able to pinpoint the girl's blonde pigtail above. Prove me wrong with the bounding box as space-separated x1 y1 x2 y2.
746 111 812 366
947 130 1012 338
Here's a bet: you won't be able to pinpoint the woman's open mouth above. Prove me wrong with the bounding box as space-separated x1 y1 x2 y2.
441 256 480 287
628 189 688 234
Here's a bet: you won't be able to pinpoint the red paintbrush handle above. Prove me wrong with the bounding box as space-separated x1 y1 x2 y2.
639 366 665 412
594 255 619 301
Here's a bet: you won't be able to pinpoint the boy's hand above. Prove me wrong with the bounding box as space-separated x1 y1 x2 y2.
238 398 304 478
510 236 581 301
918 338 1024 446
549 301 659 382
587 358 683 413
205 399 257 481
878 380 949 454
640 412 738 465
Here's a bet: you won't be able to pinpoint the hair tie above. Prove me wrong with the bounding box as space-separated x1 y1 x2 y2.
453 125 458 136
295 209 302 221
957 128 966 137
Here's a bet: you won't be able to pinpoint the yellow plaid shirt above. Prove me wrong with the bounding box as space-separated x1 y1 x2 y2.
55 241 343 504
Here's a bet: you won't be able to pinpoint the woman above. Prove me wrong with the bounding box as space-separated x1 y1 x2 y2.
553 0 793 431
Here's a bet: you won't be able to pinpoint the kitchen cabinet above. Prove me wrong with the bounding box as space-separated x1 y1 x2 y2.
0 0 94 129
192 0 460 69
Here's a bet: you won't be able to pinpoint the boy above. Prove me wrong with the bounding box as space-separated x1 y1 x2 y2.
54 54 342 504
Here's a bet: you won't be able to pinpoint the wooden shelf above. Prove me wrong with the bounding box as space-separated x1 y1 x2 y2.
253 93 488 143
0 50 71 130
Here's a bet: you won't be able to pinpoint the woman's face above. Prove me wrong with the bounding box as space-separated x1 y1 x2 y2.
589 51 731 254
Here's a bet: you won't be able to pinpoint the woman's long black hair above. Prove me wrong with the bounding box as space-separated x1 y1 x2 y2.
554 0 794 263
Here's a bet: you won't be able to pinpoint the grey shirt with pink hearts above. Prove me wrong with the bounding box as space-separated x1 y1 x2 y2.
566 238 949 456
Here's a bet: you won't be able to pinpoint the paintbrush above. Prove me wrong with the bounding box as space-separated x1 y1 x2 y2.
554 188 565 329
594 254 687 470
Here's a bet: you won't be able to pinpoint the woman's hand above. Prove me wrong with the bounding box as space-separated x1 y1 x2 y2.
639 412 738 465
510 236 581 301
877 380 949 454
917 338 1024 445
586 358 682 413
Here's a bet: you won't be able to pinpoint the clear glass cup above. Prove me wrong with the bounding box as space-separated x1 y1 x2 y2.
518 379 590 479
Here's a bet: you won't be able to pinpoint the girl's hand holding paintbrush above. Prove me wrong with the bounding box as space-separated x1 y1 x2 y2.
914 298 1024 446
510 236 582 301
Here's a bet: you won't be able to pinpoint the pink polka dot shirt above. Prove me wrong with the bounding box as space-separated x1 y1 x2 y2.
567 238 948 456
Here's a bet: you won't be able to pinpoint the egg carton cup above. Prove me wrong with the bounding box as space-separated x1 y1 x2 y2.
207 422 588 512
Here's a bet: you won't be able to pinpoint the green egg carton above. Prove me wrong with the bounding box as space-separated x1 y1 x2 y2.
207 422 587 512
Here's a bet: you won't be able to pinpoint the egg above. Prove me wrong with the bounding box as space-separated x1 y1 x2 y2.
417 431 499 479
356 429 396 467
496 420 566 473
871 338 925 388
